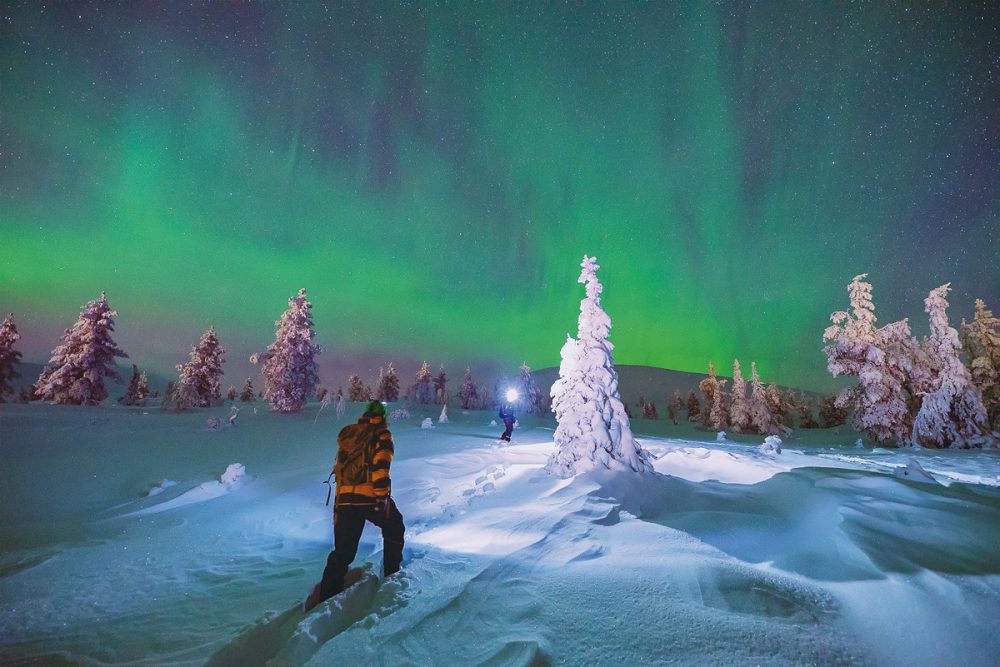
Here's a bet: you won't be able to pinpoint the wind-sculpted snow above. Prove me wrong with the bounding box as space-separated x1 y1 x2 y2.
1 404 999 665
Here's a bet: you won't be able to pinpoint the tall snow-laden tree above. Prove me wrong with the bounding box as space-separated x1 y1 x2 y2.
709 378 729 431
686 390 701 421
0 313 23 402
119 364 150 406
516 362 546 415
729 359 751 432
34 292 128 405
175 327 226 408
699 362 721 427
458 367 479 410
767 385 791 428
823 274 916 444
406 361 435 405
912 284 992 448
548 256 651 477
375 363 400 402
962 299 1000 431
347 374 367 402
749 362 784 435
433 365 448 404
239 377 256 402
252 288 321 413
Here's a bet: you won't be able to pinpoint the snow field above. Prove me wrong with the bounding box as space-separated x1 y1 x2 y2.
1 403 999 665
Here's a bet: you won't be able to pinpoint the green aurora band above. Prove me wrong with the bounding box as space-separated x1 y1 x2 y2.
2 3 998 391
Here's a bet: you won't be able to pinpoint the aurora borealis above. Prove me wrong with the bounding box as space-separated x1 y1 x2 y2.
2 2 998 392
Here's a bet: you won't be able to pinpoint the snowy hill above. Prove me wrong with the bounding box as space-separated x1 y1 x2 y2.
1 402 999 665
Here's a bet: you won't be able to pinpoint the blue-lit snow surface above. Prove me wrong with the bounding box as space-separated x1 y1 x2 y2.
1 403 999 666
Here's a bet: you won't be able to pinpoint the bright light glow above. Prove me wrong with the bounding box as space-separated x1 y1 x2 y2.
505 389 519 403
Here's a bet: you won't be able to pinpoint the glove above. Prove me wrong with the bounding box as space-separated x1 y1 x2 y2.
374 497 391 517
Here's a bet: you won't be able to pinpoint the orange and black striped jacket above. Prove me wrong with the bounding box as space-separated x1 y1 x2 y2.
333 413 394 507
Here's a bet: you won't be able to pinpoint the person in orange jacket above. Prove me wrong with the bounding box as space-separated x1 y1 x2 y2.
305 400 404 610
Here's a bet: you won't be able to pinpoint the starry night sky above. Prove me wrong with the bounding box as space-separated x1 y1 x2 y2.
2 2 998 392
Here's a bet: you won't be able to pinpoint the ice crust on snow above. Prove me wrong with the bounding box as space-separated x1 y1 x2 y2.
760 435 783 454
2 405 1000 666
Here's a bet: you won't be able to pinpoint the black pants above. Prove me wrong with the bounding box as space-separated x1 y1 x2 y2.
501 418 514 441
319 499 405 599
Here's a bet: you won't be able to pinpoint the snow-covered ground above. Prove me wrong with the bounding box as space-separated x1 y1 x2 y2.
1 403 999 666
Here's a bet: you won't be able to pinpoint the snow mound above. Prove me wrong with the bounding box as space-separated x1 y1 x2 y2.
146 479 177 497
420 418 434 429
220 463 246 486
894 458 939 485
716 431 727 441
760 436 783 455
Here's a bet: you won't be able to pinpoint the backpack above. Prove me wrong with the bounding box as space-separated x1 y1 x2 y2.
325 424 379 505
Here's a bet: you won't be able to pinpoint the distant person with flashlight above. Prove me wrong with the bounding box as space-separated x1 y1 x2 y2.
498 388 518 442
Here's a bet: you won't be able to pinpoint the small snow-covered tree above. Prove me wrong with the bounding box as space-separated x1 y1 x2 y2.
912 284 991 448
516 362 546 415
34 292 128 405
548 255 651 477
316 386 329 402
347 374 366 402
709 378 729 430
458 367 479 410
643 401 659 420
439 404 449 423
823 274 916 444
433 365 448 404
175 327 226 408
699 362 721 427
729 359 751 432
406 361 436 405
239 377 256 402
227 385 237 401
119 365 150 406
962 299 1000 431
668 389 684 425
686 390 701 421
253 288 322 413
0 313 23 402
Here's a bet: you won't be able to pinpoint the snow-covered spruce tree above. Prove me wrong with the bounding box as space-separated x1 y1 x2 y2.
34 292 128 405
0 313 23 402
767 385 791 428
347 374 366 402
749 362 784 435
686 390 701 421
175 327 226 408
516 362 546 415
227 386 237 401
823 274 917 444
709 379 729 431
699 362 721 427
119 364 150 406
912 284 992 448
375 363 400 402
434 365 448 404
962 299 1000 430
239 377 256 402
252 289 321 413
458 367 479 410
406 361 436 405
548 255 652 477
729 359 751 432
373 366 386 400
